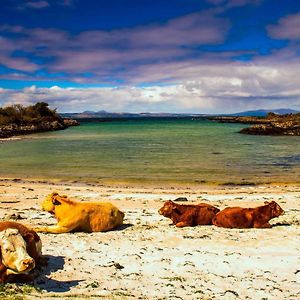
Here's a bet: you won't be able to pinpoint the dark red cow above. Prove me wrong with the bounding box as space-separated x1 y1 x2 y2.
212 201 284 229
158 200 220 227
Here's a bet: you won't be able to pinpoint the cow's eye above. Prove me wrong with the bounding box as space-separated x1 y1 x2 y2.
4 247 14 252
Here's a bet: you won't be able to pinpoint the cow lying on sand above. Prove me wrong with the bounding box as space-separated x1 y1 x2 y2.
212 201 284 228
35 192 125 233
0 221 42 283
158 200 220 227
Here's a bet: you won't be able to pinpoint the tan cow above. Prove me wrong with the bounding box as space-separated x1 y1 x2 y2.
35 192 125 233
0 221 42 283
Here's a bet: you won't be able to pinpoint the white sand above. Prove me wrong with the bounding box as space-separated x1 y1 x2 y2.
0 179 299 299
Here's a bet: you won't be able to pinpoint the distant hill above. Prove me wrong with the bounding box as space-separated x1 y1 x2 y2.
230 109 299 117
61 108 299 119
61 111 204 119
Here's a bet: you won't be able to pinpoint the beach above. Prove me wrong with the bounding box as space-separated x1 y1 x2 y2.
0 178 299 299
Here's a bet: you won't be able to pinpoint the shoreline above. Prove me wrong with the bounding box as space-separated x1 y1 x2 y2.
0 178 299 299
1 176 300 191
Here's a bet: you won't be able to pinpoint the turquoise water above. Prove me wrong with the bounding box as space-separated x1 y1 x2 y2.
0 118 299 185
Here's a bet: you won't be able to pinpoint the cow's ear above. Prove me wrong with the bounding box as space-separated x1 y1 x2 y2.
52 199 61 206
264 201 269 205
269 201 276 207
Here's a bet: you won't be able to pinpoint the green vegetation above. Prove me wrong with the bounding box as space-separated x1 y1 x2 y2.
0 102 61 126
0 284 41 300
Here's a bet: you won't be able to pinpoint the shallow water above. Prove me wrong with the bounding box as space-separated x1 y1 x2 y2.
0 118 299 185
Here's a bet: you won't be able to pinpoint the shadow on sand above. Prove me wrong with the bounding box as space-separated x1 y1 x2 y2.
114 223 134 231
272 222 292 227
34 255 83 292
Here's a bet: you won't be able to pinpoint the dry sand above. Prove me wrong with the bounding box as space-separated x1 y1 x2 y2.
0 179 299 299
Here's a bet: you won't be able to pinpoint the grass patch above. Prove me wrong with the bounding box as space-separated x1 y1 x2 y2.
0 284 41 300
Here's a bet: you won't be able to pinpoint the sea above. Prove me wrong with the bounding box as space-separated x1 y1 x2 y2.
0 118 299 185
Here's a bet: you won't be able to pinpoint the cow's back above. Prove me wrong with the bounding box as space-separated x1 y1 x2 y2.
171 203 219 226
79 202 124 232
194 205 220 225
212 207 254 228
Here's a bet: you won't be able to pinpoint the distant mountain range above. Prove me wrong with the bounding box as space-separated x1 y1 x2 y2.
61 108 299 119
229 108 299 117
61 111 203 119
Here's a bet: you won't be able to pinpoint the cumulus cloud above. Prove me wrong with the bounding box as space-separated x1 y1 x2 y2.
1 56 300 114
0 4 299 113
0 10 229 76
267 12 300 40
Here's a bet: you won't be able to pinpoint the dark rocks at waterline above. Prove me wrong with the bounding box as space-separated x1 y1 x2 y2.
0 119 79 139
63 118 80 127
240 123 300 136
211 113 300 136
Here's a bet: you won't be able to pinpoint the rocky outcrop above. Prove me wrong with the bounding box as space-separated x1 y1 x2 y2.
211 113 300 136
0 119 79 139
0 102 80 139
63 118 80 127
0 121 66 138
240 122 300 136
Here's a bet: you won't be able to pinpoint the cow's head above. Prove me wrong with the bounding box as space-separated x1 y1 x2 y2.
41 192 65 214
0 229 35 274
158 200 176 217
264 201 284 217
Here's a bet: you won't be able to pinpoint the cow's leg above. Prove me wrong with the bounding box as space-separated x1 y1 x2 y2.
175 221 192 227
0 264 8 283
253 221 272 228
34 225 72 234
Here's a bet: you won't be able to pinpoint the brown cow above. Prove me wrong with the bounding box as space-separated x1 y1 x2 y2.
0 221 42 283
158 200 220 227
212 201 284 229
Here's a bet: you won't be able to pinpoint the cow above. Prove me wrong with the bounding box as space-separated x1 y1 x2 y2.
35 192 125 233
158 200 220 227
0 221 42 283
212 201 284 229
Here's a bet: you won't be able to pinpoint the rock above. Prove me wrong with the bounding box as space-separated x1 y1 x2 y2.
173 197 188 202
63 118 80 126
210 113 300 136
114 263 124 270
4 213 24 220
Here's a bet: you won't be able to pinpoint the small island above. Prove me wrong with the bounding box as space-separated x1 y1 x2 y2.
211 112 300 136
0 102 79 139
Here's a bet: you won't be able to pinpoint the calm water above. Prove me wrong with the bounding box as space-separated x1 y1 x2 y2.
0 118 299 185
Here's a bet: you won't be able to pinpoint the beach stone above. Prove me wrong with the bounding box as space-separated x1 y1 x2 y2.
173 197 188 202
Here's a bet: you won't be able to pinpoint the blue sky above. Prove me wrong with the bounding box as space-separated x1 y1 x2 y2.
0 0 300 113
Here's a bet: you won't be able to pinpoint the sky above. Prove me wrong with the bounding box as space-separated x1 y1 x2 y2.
0 0 300 113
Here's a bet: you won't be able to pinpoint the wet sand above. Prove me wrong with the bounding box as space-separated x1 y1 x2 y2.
0 179 299 299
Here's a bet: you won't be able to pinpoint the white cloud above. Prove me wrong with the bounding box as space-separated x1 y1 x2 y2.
1 57 300 115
